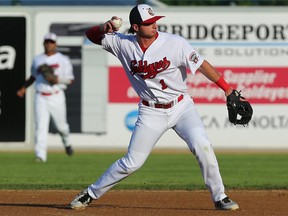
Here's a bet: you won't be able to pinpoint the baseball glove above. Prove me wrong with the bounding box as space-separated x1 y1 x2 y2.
38 64 57 85
226 90 253 125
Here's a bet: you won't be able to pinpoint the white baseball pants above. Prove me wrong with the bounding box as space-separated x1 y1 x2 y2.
34 90 70 161
88 95 227 202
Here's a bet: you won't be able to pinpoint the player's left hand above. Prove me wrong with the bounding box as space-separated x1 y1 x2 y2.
38 64 58 85
226 90 253 126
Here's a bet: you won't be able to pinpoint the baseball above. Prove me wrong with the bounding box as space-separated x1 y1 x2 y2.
112 18 122 29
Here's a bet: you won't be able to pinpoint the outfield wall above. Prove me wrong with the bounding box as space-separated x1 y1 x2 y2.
0 6 288 150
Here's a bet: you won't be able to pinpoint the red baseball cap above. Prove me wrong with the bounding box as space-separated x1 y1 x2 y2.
129 4 165 25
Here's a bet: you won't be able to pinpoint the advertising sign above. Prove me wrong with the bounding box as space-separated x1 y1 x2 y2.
30 8 288 149
0 17 26 142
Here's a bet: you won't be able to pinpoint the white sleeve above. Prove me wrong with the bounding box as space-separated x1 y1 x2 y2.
182 39 204 75
31 58 38 77
101 33 126 57
61 56 74 80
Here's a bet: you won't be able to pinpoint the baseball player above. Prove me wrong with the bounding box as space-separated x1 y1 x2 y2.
17 32 74 162
70 4 240 210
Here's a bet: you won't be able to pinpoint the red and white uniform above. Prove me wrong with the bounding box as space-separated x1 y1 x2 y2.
32 52 74 162
87 30 228 202
32 52 74 93
104 32 203 102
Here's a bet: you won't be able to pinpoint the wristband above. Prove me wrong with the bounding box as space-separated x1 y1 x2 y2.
215 76 230 92
58 78 72 85
23 76 35 88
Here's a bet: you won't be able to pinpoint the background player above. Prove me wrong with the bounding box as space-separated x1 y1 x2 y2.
17 32 74 162
70 4 240 210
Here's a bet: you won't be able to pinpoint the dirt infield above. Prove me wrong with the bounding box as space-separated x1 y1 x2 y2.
0 190 287 216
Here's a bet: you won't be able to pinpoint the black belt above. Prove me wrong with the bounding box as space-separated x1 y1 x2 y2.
142 94 184 109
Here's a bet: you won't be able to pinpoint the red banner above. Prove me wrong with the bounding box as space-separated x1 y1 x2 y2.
109 66 288 104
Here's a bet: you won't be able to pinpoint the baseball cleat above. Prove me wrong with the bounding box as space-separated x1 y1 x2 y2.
65 146 74 156
70 189 92 210
35 157 45 163
214 197 239 210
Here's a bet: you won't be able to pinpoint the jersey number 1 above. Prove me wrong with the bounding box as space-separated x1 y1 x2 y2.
159 79 168 90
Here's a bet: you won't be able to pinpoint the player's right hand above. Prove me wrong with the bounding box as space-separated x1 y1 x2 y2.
100 16 120 33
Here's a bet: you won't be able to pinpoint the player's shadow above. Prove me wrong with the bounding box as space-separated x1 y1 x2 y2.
0 203 70 209
0 203 212 211
96 204 213 211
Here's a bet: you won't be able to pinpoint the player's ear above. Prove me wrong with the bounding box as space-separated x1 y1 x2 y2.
132 24 139 32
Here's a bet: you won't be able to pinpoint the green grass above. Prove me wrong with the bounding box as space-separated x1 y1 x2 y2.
0 151 287 190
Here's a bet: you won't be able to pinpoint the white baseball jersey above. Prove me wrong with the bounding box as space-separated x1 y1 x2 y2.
31 52 74 93
102 31 204 103
31 51 74 162
86 29 229 203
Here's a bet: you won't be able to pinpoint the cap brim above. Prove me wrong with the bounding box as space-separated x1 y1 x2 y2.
142 16 165 24
44 39 56 42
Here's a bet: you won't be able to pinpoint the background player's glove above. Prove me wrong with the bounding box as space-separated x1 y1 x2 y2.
38 64 58 85
226 90 253 125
